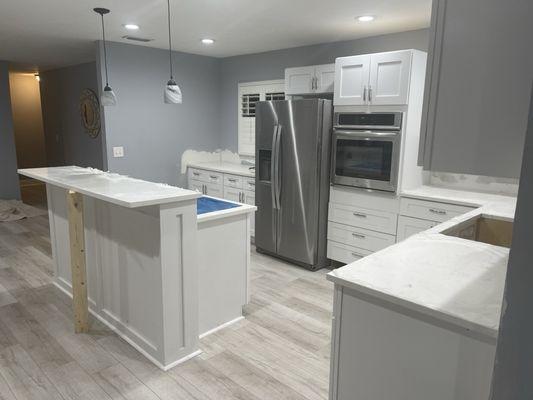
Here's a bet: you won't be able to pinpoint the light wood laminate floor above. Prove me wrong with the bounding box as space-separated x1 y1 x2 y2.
0 212 333 400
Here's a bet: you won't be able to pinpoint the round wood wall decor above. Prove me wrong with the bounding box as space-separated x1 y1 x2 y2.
80 89 101 138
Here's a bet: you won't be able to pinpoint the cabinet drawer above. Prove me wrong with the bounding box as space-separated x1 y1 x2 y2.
188 168 223 184
244 178 256 192
328 202 398 235
328 222 395 252
397 216 438 242
224 174 244 189
327 241 372 265
400 197 475 223
188 168 207 182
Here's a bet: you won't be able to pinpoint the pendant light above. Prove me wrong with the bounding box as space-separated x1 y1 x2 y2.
94 7 117 106
164 0 182 104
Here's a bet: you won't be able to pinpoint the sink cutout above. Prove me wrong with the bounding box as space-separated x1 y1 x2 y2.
443 215 513 248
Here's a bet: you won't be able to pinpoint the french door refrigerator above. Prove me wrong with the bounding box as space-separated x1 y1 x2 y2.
255 99 332 270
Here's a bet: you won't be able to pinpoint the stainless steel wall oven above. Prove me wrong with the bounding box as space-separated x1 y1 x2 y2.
331 112 402 192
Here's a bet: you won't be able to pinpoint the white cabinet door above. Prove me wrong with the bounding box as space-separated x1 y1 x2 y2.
189 179 204 194
368 51 412 105
204 182 223 198
223 187 241 202
243 190 255 236
315 64 335 93
397 216 438 242
334 55 371 106
285 66 316 95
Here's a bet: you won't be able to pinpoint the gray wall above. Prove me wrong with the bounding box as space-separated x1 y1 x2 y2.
95 30 428 185
490 87 533 399
97 41 220 187
219 29 429 151
0 61 20 199
40 62 103 169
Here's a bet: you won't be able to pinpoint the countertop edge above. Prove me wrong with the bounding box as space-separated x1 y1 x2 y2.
19 168 201 208
326 272 498 341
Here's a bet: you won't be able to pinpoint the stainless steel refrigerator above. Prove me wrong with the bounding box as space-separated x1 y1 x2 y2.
255 99 332 270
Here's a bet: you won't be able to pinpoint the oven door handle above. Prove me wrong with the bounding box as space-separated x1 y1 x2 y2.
333 129 399 138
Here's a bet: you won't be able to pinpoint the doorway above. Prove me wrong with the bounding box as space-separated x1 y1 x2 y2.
8 72 48 208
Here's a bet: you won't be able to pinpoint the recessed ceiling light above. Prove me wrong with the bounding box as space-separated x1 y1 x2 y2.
356 15 375 22
201 38 215 45
123 24 140 30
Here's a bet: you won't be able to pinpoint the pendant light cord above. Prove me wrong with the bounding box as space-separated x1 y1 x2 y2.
100 14 110 87
167 0 174 80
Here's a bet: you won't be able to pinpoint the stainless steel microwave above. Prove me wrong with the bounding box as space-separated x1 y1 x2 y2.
331 112 403 193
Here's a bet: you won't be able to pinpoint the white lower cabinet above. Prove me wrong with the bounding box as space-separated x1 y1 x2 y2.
204 182 223 197
188 167 255 237
223 187 242 202
328 202 398 236
328 222 395 252
330 285 496 400
327 241 372 265
189 179 204 194
400 197 475 223
397 216 438 242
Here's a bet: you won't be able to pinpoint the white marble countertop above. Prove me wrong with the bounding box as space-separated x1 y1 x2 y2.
18 166 200 208
188 161 255 177
328 184 517 340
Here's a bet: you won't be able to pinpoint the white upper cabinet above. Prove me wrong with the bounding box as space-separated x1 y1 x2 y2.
368 51 412 105
284 64 335 95
334 50 414 106
285 66 315 95
334 54 371 106
315 64 336 93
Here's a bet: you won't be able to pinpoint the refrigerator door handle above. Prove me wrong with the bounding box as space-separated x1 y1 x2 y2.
271 124 279 209
274 125 282 210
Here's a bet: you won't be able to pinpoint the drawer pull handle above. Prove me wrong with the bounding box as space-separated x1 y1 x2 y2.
352 233 366 239
228 178 237 182
351 252 363 258
210 175 218 179
193 172 200 176
353 212 367 218
429 208 447 215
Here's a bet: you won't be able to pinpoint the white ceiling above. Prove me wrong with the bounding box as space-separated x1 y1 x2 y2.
0 0 431 71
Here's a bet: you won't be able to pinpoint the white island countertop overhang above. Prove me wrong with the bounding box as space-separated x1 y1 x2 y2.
328 185 517 341
18 166 200 208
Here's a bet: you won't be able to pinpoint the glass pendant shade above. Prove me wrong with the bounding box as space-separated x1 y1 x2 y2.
164 79 182 104
164 0 182 104
101 85 117 107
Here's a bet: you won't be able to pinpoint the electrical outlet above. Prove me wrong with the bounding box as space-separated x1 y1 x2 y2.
113 146 124 158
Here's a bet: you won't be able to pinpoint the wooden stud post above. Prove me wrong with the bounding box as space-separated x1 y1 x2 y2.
67 190 89 333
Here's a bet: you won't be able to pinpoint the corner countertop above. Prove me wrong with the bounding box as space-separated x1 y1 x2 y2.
188 161 255 177
327 185 517 341
18 166 200 208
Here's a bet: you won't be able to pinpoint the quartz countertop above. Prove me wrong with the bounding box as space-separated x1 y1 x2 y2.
188 161 255 177
327 184 517 341
18 166 200 208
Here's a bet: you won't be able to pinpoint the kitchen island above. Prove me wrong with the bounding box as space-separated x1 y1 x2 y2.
17 166 255 370
327 186 516 400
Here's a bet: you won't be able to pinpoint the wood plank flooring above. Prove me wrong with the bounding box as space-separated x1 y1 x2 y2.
0 212 333 400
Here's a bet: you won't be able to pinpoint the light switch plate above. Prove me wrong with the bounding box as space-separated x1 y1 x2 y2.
113 146 124 158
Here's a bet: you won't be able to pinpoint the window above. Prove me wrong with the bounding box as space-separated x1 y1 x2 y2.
238 80 284 156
